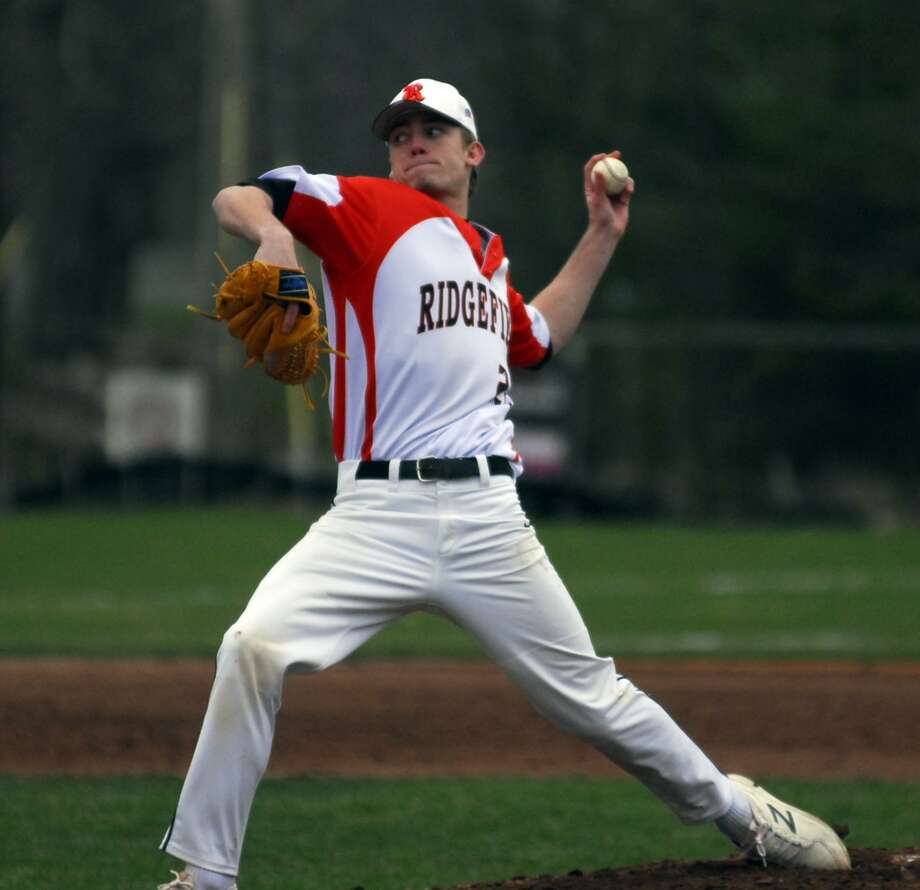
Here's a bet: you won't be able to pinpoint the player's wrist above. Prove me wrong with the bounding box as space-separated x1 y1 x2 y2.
582 218 622 257
254 228 298 266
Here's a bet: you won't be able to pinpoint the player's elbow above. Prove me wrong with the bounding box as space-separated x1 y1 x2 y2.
211 186 242 228
546 323 572 353
212 185 271 230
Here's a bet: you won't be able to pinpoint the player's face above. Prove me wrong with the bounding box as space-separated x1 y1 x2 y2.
387 114 484 207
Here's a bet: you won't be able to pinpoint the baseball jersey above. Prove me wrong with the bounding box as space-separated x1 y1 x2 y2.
252 166 552 467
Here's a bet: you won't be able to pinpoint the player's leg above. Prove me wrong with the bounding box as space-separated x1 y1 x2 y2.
436 476 849 867
162 476 439 877
435 475 731 822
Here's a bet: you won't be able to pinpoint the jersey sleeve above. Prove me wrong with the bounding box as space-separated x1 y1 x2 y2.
251 165 380 274
507 284 553 369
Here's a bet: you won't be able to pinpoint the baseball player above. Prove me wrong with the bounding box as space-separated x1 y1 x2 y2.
157 78 850 889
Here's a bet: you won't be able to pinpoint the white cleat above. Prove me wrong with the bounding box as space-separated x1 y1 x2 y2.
157 870 239 890
728 774 851 870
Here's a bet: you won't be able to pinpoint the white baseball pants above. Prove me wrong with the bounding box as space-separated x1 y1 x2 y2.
162 461 732 874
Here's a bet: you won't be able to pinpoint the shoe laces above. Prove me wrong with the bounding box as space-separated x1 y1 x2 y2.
752 826 768 867
158 871 195 890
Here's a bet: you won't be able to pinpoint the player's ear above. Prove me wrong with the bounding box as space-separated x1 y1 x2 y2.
466 140 485 170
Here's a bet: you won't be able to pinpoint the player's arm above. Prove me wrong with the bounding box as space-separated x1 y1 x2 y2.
212 185 300 268
530 151 634 352
212 184 303 332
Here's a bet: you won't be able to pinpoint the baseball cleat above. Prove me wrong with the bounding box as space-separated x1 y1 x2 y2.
727 774 851 870
157 870 239 890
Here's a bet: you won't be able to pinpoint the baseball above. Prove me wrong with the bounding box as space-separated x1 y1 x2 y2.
592 156 629 195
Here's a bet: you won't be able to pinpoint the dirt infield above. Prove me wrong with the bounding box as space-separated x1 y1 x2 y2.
4 658 919 889
3 657 918 779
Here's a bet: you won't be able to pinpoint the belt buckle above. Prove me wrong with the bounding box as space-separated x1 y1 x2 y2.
415 456 439 482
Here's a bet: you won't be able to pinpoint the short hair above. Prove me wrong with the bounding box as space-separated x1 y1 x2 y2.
459 127 479 198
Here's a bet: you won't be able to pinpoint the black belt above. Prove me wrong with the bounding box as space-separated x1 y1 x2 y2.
355 456 514 482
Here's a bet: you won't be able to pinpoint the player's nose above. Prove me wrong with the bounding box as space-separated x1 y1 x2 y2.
407 131 428 153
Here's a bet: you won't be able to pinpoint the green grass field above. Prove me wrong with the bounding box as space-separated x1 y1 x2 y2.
2 507 919 888
1 507 919 658
1 776 917 890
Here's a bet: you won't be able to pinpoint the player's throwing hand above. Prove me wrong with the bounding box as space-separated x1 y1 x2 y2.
585 150 634 241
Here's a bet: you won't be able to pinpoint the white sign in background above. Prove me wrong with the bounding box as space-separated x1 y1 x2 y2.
104 369 206 464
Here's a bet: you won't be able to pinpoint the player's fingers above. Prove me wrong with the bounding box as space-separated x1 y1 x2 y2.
584 152 608 173
584 154 610 193
614 178 635 207
281 301 300 334
584 151 625 190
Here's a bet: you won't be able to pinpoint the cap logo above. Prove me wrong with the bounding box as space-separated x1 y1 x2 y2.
402 82 425 102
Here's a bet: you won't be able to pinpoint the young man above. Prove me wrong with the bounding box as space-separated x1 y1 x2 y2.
157 78 849 889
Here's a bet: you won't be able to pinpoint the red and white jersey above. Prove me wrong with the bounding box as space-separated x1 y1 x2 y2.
254 166 552 467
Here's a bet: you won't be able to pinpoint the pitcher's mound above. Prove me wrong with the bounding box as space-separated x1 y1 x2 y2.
448 848 920 889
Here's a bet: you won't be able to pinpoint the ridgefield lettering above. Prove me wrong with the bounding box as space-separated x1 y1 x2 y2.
417 279 510 341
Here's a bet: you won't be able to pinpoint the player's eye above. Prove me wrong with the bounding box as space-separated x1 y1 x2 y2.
390 131 409 145
426 125 444 138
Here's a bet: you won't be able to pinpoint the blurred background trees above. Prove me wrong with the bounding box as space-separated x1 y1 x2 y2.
1 0 918 521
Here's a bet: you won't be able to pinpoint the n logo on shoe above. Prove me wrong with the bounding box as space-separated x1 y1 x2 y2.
768 804 797 834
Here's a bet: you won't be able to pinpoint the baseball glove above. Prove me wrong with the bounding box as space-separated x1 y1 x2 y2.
188 256 342 407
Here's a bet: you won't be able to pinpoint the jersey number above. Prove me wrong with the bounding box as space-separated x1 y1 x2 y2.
493 364 510 405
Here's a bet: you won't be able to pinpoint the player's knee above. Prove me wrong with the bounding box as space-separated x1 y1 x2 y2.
566 677 652 744
218 623 285 675
526 687 606 740
554 702 613 741
537 677 631 742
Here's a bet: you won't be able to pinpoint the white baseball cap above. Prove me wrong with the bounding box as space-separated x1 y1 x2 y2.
372 78 478 141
